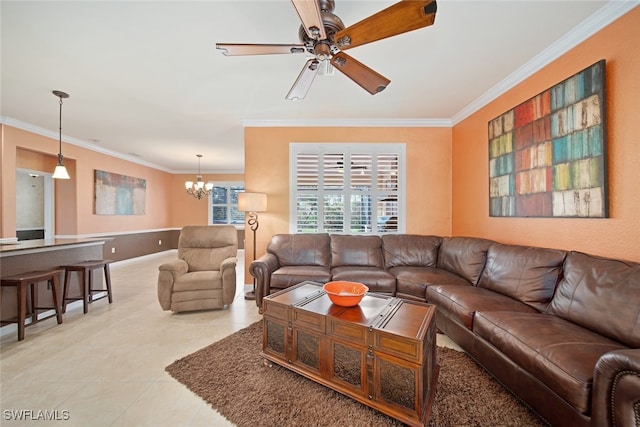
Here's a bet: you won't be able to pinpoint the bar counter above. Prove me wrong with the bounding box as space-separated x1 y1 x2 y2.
1 238 108 325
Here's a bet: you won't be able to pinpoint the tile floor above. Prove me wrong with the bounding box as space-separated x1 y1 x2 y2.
0 250 460 426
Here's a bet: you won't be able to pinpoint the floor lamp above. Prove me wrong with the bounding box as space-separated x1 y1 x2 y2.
238 192 267 300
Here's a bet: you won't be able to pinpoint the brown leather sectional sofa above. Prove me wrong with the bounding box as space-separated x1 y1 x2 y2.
249 233 640 427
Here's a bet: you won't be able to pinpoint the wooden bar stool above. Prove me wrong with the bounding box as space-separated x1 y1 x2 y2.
1 269 64 341
60 260 113 314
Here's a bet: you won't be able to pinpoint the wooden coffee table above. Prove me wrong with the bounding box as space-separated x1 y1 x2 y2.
261 281 438 427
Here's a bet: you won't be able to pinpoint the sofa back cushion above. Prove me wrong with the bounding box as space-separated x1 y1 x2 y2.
179 225 238 272
547 251 640 347
382 234 442 268
331 234 384 268
267 233 331 267
437 237 493 284
477 243 567 311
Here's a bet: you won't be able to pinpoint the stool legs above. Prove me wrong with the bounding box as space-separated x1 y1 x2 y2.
104 264 113 304
49 276 63 325
62 268 88 314
88 264 113 304
17 282 27 341
2 273 63 342
81 269 89 313
30 282 38 324
62 262 112 314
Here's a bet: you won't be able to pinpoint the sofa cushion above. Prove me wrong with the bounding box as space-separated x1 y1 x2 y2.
331 266 396 294
267 233 331 267
391 266 470 301
473 310 627 414
426 284 536 329
381 234 442 268
437 237 493 284
330 234 384 268
270 266 332 290
179 225 238 272
547 251 640 348
174 271 223 292
477 243 566 311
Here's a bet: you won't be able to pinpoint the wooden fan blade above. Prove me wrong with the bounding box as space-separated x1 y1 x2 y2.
286 59 321 100
216 43 306 56
291 0 327 40
330 52 389 95
334 0 437 50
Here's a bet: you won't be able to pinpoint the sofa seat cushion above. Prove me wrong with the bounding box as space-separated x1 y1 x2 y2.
174 271 222 292
473 310 627 414
270 266 331 290
426 284 536 329
331 266 395 294
391 266 471 301
171 289 223 304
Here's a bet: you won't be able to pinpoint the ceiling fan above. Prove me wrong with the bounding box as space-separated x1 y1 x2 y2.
216 0 437 100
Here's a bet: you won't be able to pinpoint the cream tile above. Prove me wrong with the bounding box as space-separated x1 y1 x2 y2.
46 381 152 427
109 380 206 427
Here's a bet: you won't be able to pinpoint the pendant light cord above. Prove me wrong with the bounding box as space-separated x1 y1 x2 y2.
58 96 64 163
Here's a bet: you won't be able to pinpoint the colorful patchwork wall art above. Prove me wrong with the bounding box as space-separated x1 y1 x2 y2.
94 170 146 215
488 60 607 218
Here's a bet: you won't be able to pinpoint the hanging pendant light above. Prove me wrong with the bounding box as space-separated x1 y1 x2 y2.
52 90 70 179
185 154 214 199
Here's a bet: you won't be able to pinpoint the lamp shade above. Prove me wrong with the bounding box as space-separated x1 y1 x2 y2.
238 192 267 212
52 164 70 180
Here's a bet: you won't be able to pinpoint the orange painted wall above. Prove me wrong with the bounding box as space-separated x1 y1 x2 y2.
243 126 453 279
451 8 640 262
1 125 173 237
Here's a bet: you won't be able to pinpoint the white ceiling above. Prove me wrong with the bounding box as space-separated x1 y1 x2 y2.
1 1 636 173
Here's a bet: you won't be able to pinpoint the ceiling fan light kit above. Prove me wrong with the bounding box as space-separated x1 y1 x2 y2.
216 0 437 100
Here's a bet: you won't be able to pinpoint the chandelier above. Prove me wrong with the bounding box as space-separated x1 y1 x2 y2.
185 154 213 200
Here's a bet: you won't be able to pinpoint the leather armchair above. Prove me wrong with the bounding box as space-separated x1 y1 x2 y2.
158 225 238 312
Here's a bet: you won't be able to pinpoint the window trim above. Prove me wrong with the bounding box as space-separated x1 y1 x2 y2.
289 143 406 234
207 181 245 228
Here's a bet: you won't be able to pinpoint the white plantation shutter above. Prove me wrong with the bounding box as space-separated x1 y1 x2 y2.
291 144 405 234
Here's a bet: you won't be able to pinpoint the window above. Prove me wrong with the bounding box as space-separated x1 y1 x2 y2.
290 144 405 234
208 183 245 225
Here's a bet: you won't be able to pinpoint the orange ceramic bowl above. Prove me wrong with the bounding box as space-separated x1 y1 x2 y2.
323 281 369 307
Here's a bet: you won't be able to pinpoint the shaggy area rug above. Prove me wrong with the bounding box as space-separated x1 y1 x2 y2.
166 322 545 427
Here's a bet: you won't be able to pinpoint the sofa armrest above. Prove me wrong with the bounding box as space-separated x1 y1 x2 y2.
221 257 237 305
159 259 189 276
157 259 188 310
592 349 640 427
249 253 280 309
220 256 237 272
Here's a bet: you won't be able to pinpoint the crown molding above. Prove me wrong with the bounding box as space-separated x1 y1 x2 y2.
450 1 639 125
1 116 174 173
241 118 452 128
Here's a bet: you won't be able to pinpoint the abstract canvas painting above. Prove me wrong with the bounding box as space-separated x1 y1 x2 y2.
489 60 607 218
94 170 146 215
